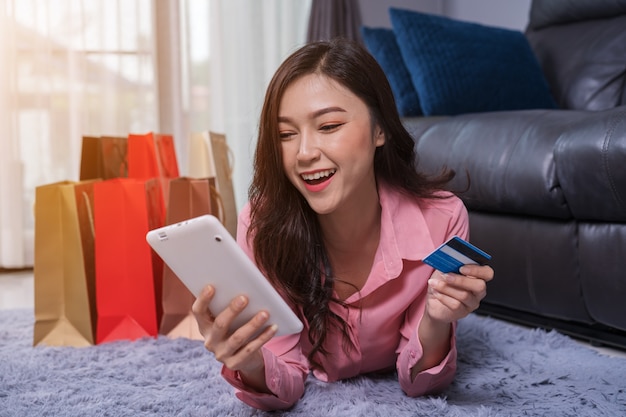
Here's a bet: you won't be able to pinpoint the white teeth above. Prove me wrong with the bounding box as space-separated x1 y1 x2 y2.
301 169 336 181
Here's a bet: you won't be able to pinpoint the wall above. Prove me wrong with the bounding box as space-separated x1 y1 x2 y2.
359 0 532 31
359 0 442 27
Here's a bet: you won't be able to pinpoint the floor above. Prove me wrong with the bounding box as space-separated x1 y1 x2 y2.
0 269 34 311
2 269 625 359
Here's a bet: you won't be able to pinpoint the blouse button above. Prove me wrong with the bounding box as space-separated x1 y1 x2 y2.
410 350 416 359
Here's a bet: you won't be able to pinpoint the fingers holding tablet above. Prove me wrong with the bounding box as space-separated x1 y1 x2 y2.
192 284 278 370
192 285 216 339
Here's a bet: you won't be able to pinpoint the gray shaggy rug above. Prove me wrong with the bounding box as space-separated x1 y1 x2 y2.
1 309 625 416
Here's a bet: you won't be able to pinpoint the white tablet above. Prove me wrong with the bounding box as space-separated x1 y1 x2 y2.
146 215 304 338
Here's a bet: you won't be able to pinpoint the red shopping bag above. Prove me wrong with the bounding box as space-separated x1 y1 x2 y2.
93 178 163 344
128 132 179 224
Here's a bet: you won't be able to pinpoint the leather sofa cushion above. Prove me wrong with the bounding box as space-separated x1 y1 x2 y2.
407 110 571 219
579 222 626 331
526 13 626 110
405 106 626 221
527 0 626 30
468 211 593 324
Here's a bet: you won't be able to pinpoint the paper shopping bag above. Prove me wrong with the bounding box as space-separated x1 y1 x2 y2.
128 132 180 224
188 132 216 179
188 133 223 221
188 131 237 236
159 177 219 340
33 180 100 347
93 178 163 344
79 136 128 180
210 132 237 237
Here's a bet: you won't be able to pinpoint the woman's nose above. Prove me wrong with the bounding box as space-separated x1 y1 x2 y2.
296 131 321 161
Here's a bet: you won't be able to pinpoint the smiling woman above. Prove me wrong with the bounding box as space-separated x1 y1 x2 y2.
189 38 495 411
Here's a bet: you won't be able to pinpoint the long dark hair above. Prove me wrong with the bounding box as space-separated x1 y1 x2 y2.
248 38 453 370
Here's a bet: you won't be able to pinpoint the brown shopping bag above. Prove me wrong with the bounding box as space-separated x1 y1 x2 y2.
188 131 237 237
93 178 163 344
159 177 221 340
79 136 128 180
33 180 100 347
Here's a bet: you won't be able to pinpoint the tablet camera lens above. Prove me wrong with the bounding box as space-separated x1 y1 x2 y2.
214 235 222 242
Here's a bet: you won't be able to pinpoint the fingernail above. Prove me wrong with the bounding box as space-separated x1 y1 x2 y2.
235 296 246 308
443 274 456 283
427 281 439 296
428 278 441 289
459 266 469 275
257 311 269 322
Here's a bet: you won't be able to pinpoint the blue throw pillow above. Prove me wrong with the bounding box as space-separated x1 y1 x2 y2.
389 8 558 116
361 26 422 116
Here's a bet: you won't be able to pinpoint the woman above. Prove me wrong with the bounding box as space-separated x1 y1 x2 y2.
192 38 494 411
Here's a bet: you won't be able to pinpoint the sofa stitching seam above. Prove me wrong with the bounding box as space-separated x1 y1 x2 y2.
602 108 626 212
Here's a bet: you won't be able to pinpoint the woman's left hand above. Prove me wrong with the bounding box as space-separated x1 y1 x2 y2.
425 264 494 324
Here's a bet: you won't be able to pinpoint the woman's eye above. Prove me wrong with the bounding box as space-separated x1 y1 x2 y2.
320 123 342 132
279 131 295 140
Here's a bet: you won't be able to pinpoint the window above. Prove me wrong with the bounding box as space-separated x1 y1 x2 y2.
1 0 308 268
1 0 167 267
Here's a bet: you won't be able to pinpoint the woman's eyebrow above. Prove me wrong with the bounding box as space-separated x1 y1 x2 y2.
310 106 347 118
278 106 347 123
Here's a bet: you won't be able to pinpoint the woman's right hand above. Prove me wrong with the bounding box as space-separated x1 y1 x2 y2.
192 285 278 392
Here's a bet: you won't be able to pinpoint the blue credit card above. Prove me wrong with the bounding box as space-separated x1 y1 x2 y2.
423 236 492 274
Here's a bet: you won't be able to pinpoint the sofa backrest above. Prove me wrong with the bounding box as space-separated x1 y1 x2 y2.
525 0 626 111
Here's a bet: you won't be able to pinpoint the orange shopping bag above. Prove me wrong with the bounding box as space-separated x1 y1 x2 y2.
93 178 163 344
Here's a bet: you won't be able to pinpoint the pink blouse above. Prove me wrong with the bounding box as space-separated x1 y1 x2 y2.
222 183 469 410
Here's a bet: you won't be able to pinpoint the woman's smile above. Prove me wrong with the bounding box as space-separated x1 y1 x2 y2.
301 168 337 191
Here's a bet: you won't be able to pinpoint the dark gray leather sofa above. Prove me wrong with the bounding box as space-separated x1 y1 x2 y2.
405 1 626 348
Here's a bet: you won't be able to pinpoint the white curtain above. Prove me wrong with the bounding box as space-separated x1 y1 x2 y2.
209 0 311 211
0 0 158 268
0 0 311 268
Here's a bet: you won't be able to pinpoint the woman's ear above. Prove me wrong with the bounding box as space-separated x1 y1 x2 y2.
374 126 385 147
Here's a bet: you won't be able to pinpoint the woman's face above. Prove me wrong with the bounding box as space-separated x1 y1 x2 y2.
278 73 385 216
